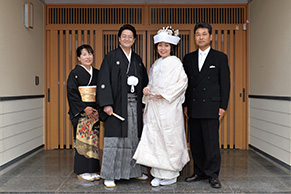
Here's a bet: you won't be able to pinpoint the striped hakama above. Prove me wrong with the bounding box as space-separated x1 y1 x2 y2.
100 94 146 180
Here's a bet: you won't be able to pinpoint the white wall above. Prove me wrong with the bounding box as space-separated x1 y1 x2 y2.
0 99 44 166
0 0 44 97
0 0 44 167
249 98 291 166
249 0 291 167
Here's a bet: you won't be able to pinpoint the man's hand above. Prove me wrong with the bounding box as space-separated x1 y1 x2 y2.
219 108 226 120
104 106 113 116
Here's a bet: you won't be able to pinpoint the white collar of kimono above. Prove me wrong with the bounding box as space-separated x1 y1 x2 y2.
120 45 132 62
80 64 92 76
119 46 139 93
80 65 93 85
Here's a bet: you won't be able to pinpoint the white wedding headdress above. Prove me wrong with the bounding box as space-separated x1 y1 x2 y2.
153 26 180 45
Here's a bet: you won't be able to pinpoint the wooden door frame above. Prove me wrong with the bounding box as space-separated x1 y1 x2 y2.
44 4 249 150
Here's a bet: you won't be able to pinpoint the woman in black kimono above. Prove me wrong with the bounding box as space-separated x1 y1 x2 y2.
67 44 100 181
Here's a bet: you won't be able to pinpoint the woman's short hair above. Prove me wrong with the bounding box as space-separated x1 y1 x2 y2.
76 44 94 57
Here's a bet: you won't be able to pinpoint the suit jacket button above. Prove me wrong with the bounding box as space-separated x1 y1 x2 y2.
203 88 206 91
193 99 196 102
203 99 205 102
208 77 210 79
193 88 196 91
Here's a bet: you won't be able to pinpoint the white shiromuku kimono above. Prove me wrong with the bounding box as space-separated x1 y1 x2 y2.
133 55 190 179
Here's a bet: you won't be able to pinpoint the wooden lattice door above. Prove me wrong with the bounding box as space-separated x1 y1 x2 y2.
45 4 248 150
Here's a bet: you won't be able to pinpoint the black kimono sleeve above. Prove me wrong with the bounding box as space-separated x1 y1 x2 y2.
67 71 87 121
97 55 114 107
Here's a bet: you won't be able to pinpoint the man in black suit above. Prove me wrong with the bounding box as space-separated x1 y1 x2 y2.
183 22 230 189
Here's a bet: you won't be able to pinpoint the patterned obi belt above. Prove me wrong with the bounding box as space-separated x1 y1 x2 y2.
78 86 96 102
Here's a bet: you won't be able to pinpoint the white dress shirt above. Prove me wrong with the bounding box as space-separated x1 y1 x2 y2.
198 46 211 72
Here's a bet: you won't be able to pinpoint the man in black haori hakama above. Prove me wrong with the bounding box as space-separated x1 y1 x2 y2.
97 24 149 188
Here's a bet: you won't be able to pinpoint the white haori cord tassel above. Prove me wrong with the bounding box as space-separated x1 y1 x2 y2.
127 76 139 93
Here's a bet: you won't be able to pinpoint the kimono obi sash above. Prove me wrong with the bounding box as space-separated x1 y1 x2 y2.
78 86 96 102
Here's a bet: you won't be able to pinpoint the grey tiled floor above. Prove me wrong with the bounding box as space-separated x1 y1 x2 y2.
0 149 291 193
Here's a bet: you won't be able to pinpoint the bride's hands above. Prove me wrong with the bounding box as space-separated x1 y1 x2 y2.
143 87 151 96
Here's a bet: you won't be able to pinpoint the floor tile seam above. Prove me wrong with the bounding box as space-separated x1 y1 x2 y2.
278 179 291 191
55 171 74 193
221 175 288 178
10 165 74 168
172 192 234 194
15 175 73 178
55 192 173 194
221 176 291 182
0 175 71 177
224 180 235 194
220 177 291 193
43 154 74 157
0 189 56 193
7 171 74 178
0 192 56 194
171 192 233 194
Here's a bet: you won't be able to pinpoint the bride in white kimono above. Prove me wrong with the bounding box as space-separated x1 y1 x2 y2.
133 27 189 186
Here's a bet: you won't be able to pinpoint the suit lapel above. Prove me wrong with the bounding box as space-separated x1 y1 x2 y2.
189 51 199 75
193 48 214 87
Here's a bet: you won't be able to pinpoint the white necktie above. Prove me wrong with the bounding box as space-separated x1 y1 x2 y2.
199 52 204 72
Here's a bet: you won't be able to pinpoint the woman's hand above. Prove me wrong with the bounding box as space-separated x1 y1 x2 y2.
153 94 163 99
93 110 99 120
143 87 151 96
143 87 162 99
104 106 113 116
84 106 99 120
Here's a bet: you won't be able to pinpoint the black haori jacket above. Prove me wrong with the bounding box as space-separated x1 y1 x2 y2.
97 46 148 138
